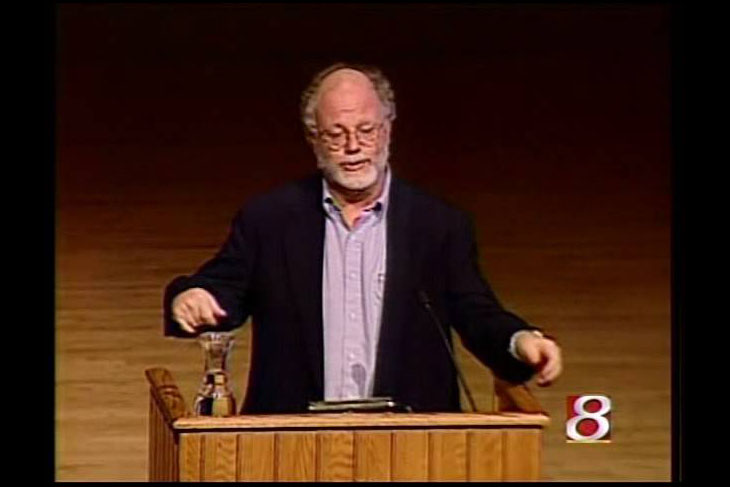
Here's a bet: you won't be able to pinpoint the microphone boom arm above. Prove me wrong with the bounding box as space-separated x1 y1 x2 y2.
418 291 478 413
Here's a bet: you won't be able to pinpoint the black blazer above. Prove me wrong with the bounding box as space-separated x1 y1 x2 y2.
163 173 537 413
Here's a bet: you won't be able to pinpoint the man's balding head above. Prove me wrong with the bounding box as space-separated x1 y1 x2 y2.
315 69 384 127
300 63 396 140
302 63 395 195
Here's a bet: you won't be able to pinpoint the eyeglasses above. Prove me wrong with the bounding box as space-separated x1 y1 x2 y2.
315 122 385 152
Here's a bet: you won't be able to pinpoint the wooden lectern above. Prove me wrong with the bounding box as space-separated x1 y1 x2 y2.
146 368 549 482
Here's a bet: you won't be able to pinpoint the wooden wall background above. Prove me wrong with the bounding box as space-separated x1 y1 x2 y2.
55 4 672 481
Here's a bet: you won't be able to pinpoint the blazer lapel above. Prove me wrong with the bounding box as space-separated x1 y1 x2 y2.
284 178 325 398
373 177 413 398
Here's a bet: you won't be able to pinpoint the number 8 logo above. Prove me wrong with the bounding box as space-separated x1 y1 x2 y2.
566 395 611 441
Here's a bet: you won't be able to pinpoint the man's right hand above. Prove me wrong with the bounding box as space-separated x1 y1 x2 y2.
171 287 228 334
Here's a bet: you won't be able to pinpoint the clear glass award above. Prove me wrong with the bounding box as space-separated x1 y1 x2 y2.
193 331 236 417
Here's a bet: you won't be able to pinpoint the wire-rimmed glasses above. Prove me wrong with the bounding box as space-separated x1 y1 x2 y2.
316 121 385 152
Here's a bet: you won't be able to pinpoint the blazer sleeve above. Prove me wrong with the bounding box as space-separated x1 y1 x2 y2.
444 211 538 383
162 206 257 337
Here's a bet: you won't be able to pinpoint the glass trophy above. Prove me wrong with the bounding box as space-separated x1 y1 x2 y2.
193 331 236 417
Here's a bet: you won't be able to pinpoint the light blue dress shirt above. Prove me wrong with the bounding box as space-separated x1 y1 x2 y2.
321 169 391 401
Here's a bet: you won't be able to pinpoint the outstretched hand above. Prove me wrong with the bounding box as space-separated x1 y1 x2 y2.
171 287 228 334
515 332 563 386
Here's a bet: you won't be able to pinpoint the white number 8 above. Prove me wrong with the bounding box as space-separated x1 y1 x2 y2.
566 395 611 441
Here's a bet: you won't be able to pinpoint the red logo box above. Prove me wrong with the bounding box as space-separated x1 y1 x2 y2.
566 394 612 443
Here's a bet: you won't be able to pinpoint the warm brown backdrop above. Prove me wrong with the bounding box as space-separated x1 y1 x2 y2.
56 4 671 481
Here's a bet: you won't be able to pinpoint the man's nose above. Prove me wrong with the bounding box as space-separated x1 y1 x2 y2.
343 132 361 154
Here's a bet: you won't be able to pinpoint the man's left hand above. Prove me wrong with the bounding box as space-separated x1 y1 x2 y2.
515 332 563 387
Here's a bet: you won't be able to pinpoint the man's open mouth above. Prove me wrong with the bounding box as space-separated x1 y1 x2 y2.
341 159 369 172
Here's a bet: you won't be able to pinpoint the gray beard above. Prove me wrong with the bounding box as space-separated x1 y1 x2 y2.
316 145 390 192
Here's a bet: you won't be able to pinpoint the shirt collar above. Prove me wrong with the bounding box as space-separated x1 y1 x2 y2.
322 166 391 218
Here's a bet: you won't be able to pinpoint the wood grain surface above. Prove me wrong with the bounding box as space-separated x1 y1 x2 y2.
354 431 391 481
173 411 549 430
179 434 202 481
392 430 429 481
169 426 544 481
429 430 468 481
148 393 178 481
503 429 541 481
317 431 355 481
468 430 503 481
202 434 237 481
237 432 275 481
276 432 317 481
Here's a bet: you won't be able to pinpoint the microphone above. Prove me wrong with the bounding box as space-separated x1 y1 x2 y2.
417 290 478 412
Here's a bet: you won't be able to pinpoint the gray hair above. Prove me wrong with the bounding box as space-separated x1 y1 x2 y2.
300 62 396 139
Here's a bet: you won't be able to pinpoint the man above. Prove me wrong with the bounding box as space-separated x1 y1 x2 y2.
163 63 562 413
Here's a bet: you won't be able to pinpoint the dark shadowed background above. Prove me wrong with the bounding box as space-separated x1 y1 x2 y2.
56 3 671 481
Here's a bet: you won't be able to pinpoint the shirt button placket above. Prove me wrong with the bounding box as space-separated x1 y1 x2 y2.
344 230 363 398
